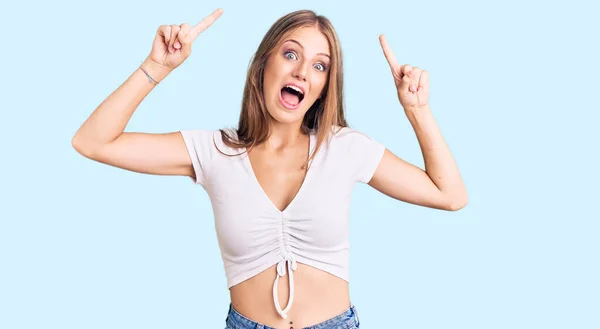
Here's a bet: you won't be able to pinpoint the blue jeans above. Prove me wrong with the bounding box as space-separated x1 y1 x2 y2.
225 303 361 329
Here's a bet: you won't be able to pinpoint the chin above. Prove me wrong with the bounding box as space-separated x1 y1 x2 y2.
267 105 307 125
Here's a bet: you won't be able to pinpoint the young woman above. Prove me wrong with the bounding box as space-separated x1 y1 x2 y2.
72 8 468 329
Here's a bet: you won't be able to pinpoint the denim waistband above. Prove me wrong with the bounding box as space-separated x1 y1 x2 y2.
225 303 360 329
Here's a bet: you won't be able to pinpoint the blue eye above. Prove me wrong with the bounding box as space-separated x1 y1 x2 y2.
284 50 327 72
314 63 326 72
284 51 297 60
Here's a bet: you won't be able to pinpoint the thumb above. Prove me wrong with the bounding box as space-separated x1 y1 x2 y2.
178 29 193 58
397 67 415 95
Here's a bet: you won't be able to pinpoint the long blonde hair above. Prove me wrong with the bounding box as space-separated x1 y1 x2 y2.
219 10 348 168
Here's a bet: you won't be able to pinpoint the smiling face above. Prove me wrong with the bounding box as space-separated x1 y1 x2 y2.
262 25 331 127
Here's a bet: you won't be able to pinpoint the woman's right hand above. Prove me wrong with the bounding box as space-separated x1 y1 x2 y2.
147 8 223 72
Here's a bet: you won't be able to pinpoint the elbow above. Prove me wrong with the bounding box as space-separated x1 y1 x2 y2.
446 195 469 211
71 134 97 159
71 134 86 156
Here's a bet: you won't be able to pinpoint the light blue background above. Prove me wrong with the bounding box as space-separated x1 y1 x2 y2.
1 0 598 328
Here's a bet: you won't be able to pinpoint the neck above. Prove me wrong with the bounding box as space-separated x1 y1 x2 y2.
264 120 308 151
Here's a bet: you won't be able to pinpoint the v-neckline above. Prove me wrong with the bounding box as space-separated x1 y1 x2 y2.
243 132 316 214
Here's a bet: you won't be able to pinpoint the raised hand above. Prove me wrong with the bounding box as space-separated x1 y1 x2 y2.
147 8 223 72
379 34 430 111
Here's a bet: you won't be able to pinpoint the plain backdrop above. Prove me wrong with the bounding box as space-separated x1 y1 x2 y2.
1 0 599 328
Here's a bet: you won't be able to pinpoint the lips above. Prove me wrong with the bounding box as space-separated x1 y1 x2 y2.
279 89 302 109
279 82 306 110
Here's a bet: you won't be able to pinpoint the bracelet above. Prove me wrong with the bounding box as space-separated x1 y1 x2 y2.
139 63 159 85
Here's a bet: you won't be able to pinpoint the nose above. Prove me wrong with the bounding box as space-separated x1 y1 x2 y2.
292 62 308 82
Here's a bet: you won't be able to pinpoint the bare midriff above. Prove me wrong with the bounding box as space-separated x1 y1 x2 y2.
229 262 351 329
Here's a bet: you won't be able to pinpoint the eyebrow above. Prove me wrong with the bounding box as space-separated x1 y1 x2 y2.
284 39 331 59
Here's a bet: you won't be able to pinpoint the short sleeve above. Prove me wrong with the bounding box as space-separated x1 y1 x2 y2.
335 127 386 184
179 129 217 185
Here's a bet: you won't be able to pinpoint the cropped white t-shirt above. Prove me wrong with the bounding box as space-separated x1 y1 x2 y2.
179 126 385 319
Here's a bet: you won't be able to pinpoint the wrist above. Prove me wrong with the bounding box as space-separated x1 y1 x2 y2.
404 104 431 114
404 104 432 124
141 57 172 83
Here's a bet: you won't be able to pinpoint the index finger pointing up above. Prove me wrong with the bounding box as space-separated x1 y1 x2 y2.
379 34 399 72
189 8 223 41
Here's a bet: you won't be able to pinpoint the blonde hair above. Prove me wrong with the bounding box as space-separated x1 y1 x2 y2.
219 9 348 168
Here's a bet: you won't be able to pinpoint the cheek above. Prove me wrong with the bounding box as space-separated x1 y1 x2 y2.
263 57 279 82
311 77 328 99
264 59 287 97
263 74 278 101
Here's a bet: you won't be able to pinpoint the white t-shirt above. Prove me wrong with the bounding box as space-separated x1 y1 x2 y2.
179 125 385 319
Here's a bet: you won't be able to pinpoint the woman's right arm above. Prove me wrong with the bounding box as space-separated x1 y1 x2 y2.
71 9 223 179
71 59 192 176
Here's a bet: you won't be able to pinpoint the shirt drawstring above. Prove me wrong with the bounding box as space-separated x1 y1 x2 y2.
272 254 297 319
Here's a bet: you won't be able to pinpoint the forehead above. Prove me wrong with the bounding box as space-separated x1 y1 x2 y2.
281 26 330 55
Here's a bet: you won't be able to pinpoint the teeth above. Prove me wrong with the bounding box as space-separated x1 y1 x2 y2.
285 85 303 95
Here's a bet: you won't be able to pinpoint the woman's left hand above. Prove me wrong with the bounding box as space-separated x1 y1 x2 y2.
379 34 430 111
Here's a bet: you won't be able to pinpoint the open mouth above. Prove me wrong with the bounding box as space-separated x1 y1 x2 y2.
280 85 305 108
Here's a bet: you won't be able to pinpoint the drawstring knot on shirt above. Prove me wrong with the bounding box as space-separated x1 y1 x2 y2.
272 254 297 319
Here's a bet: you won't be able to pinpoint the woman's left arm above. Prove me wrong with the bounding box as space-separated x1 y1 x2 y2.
367 35 468 211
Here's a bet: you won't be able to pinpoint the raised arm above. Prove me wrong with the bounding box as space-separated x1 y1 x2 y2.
71 8 223 179
367 35 468 211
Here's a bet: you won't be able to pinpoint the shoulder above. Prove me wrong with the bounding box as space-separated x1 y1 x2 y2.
327 125 382 148
180 129 219 141
318 125 385 159
179 128 245 185
180 128 244 156
320 125 386 183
